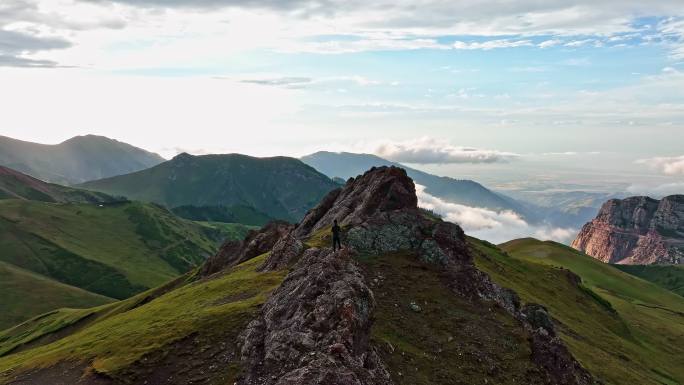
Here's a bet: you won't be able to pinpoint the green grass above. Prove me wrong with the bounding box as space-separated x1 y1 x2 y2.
0 199 235 330
0 254 286 382
172 205 273 227
0 262 113 331
613 264 684 297
0 200 220 298
474 237 684 385
0 166 114 204
197 221 258 242
359 251 547 385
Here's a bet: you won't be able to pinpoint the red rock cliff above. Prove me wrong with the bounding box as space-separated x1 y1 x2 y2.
571 195 684 264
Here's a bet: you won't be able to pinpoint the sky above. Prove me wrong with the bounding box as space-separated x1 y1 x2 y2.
1 0 684 199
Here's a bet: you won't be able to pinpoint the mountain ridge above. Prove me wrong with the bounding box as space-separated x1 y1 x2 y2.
301 151 526 213
80 152 339 222
0 135 165 185
0 165 115 203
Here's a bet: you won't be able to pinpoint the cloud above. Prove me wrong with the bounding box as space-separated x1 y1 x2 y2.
0 28 71 67
538 39 562 48
564 38 594 47
416 185 577 244
375 137 519 164
452 39 533 50
239 76 313 88
233 75 384 89
79 1 684 38
626 182 684 197
636 155 684 175
278 37 451 54
0 54 59 67
658 17 684 60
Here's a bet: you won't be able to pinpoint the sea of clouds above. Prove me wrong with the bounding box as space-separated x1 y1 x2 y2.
415 184 577 244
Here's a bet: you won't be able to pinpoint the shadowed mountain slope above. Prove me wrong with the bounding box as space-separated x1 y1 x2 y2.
0 166 114 203
80 153 339 222
0 262 114 331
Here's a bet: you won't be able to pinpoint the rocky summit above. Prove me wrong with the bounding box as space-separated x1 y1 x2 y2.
201 166 594 385
0 166 598 385
572 195 684 264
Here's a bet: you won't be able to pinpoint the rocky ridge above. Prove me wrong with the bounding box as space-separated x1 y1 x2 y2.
202 166 595 384
572 195 684 264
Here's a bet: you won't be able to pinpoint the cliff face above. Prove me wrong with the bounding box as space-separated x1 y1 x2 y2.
572 195 684 264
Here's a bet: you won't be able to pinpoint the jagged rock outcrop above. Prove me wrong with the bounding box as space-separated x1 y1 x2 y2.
201 221 293 276
206 166 594 384
572 195 684 264
294 166 417 238
238 248 392 385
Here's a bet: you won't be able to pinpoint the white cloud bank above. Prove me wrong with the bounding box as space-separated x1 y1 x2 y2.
636 155 684 175
375 137 519 164
627 182 684 197
416 185 577 244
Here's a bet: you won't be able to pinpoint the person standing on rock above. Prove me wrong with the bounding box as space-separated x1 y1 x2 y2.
332 219 342 251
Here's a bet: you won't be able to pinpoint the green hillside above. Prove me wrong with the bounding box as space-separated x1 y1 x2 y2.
0 262 114 331
0 165 114 203
2 224 683 384
614 264 684 297
480 238 684 385
80 153 338 222
172 204 273 226
0 255 286 382
0 199 222 301
0 135 164 185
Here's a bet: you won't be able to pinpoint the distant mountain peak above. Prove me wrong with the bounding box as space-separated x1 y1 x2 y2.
572 194 684 264
0 134 165 185
172 151 194 158
80 153 339 222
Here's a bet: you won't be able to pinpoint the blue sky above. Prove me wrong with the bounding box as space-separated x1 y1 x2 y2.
1 0 683 197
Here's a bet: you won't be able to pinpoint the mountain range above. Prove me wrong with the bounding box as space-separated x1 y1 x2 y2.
80 152 340 222
1 167 682 385
0 135 165 185
301 151 601 228
301 151 526 213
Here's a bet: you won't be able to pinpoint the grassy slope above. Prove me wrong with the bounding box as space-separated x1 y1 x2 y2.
195 221 258 242
0 262 114 331
359 252 546 385
0 165 115 204
306 229 546 384
4 225 682 384
0 255 286 383
0 199 220 300
172 205 273 227
480 238 684 385
613 264 684 297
